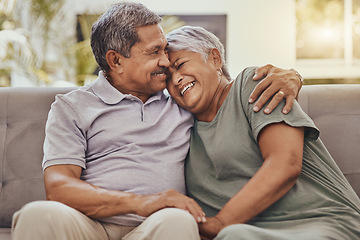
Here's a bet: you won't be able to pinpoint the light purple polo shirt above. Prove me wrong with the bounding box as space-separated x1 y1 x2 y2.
43 71 194 226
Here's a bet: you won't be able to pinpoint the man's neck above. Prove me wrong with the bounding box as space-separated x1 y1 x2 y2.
104 71 153 103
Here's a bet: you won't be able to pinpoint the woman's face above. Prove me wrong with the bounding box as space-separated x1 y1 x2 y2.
166 50 220 115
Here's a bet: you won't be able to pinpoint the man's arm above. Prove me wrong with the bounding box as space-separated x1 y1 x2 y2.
249 64 303 114
44 165 206 222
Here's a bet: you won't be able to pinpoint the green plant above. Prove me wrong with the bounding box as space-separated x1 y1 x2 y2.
73 14 99 86
0 0 76 86
0 4 196 87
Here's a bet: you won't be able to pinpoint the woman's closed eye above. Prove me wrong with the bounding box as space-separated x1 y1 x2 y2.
176 61 187 70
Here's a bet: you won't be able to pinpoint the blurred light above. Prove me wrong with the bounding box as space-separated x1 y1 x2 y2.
320 27 338 39
308 25 342 44
297 39 305 48
355 24 360 35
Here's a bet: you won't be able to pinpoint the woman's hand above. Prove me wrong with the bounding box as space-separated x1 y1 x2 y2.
136 189 206 224
199 216 225 240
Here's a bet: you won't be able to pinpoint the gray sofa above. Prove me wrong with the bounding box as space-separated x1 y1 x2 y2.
0 84 360 239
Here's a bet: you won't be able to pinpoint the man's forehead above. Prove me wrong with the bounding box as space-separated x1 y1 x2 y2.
139 37 168 48
136 24 166 40
136 26 168 49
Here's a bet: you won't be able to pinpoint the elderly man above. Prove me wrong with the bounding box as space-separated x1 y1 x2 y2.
11 2 302 240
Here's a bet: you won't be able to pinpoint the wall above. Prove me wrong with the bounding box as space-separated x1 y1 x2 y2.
65 0 296 79
16 0 357 85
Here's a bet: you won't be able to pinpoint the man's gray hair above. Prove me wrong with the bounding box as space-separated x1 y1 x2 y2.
91 2 162 71
166 26 231 80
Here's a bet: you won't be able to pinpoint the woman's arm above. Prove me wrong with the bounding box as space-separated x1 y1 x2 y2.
199 122 304 238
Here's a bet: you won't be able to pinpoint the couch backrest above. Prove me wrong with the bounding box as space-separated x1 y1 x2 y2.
298 84 360 197
0 87 75 227
0 85 359 228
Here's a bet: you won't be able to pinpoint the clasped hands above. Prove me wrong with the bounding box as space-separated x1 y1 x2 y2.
135 189 228 239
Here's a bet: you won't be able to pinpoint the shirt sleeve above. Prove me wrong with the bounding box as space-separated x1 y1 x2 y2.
42 94 87 170
237 67 320 143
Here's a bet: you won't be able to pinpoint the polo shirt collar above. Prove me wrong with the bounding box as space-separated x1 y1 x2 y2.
92 71 168 105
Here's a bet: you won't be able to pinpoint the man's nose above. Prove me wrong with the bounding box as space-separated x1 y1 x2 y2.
159 52 170 67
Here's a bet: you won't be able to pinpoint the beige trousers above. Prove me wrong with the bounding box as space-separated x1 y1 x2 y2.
11 201 200 240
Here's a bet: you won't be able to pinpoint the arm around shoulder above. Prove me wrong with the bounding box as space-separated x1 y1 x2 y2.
250 64 303 114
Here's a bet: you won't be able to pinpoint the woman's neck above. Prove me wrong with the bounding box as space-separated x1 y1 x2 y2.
196 77 233 122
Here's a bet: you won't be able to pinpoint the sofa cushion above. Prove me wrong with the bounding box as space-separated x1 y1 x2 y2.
0 228 11 240
0 87 75 227
299 84 360 197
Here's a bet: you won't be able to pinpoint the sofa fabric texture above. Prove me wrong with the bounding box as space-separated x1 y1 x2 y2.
0 87 76 239
0 85 359 239
298 84 360 197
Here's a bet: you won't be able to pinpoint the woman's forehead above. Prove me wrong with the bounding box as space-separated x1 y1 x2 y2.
168 50 201 61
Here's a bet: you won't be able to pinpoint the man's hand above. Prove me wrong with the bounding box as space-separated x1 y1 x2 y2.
136 189 206 223
44 166 205 222
199 216 224 240
249 64 303 114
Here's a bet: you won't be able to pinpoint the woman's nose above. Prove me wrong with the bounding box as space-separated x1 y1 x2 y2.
171 72 183 86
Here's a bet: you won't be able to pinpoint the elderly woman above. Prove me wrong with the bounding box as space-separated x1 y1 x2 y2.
166 26 360 240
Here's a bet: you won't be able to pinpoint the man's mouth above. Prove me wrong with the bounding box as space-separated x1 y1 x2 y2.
152 68 167 77
180 81 195 96
153 72 166 77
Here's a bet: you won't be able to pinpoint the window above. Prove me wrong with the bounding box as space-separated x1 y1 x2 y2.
354 0 360 59
296 0 344 59
296 0 360 67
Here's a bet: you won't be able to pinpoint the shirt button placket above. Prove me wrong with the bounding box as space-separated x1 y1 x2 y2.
141 105 145 122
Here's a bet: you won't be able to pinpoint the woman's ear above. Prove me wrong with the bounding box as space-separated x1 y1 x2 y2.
209 48 222 68
106 50 123 73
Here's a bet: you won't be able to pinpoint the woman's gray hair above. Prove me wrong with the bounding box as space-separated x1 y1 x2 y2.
166 26 231 80
91 2 162 71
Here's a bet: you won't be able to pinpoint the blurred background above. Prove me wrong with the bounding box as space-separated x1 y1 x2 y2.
0 0 359 87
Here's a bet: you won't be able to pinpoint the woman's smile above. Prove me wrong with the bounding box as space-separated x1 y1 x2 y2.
166 49 231 122
180 81 196 96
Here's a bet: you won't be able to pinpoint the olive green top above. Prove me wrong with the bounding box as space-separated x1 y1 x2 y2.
186 67 360 239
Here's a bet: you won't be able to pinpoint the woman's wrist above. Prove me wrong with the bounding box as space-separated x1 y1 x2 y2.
214 214 229 229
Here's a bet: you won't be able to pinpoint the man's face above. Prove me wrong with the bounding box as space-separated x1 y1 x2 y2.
118 24 170 101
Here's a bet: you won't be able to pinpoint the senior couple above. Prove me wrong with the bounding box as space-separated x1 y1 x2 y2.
12 2 360 240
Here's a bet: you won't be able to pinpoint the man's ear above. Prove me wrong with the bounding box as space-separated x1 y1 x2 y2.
106 50 123 73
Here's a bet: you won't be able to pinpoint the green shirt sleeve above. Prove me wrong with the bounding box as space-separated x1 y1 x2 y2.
236 67 320 143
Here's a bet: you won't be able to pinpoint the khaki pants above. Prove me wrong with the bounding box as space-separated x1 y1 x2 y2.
11 201 200 240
